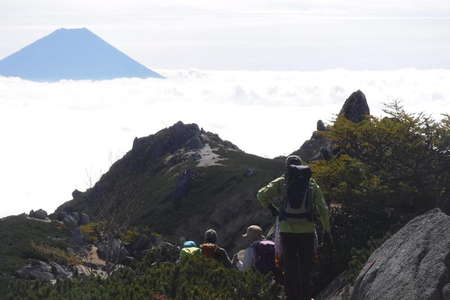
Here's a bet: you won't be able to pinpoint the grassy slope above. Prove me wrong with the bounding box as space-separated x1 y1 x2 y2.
57 147 284 250
135 148 284 249
0 215 70 274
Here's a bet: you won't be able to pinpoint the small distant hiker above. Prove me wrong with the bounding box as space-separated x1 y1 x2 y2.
200 229 233 268
179 240 200 261
234 225 277 275
257 155 331 300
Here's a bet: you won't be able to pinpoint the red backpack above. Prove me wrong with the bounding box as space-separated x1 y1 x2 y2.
201 243 218 258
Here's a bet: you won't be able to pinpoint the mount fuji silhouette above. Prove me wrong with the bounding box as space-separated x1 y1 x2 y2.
0 28 163 81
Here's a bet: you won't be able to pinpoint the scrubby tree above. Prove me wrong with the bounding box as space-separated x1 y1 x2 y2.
310 102 450 290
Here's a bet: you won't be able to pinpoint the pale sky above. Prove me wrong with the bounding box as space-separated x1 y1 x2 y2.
1 0 450 70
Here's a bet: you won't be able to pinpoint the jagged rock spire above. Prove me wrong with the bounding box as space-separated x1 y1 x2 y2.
339 90 370 123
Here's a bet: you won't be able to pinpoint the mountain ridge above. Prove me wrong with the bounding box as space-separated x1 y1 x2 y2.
54 121 283 250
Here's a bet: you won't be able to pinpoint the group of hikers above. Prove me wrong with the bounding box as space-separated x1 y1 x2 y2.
179 155 332 300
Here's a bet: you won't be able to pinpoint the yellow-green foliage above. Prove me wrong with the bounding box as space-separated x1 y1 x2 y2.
79 222 101 242
119 229 140 244
315 103 450 211
312 154 387 207
31 242 82 266
311 104 450 288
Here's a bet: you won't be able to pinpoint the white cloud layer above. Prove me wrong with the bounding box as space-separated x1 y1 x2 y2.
0 69 449 217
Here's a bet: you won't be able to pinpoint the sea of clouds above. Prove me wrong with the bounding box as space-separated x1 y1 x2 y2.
0 69 449 217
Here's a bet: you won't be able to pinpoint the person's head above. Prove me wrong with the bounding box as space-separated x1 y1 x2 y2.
285 155 303 167
242 225 264 243
182 240 198 248
204 229 217 244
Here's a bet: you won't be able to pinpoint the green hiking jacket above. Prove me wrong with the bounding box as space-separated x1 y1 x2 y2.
257 176 331 234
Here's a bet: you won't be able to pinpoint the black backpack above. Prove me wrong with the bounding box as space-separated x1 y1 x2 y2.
281 165 313 221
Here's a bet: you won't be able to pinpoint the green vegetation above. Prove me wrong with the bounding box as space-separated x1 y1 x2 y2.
31 242 82 266
2 106 448 298
311 103 450 288
79 222 101 242
0 215 70 274
0 249 280 300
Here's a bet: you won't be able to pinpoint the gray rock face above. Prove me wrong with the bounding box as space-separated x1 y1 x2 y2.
29 209 48 220
50 262 73 279
292 131 332 162
16 261 55 281
63 214 78 227
351 208 450 300
339 90 370 123
316 272 352 300
317 120 327 131
79 213 90 225
443 284 450 300
58 211 90 227
97 238 129 263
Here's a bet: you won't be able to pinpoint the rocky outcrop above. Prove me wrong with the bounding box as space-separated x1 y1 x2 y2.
316 273 352 300
317 120 327 131
291 117 332 162
50 262 73 280
52 121 282 252
56 211 90 227
73 264 107 279
29 209 48 220
292 130 332 162
16 261 73 281
16 261 55 281
351 208 450 300
54 122 242 217
292 90 371 162
97 238 129 264
339 90 370 123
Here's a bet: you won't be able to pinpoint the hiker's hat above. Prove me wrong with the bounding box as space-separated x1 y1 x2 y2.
242 225 264 241
286 155 303 166
204 229 217 243
182 240 198 248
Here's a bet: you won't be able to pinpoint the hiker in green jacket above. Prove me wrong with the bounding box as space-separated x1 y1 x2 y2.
257 155 331 300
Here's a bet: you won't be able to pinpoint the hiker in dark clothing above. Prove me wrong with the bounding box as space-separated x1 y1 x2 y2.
257 155 331 300
200 229 233 268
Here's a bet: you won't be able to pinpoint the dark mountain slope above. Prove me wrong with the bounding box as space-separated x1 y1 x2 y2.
55 122 284 250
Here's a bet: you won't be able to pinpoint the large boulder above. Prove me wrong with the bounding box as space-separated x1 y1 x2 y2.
351 208 450 300
50 262 73 280
29 209 48 220
97 238 129 263
16 261 55 281
57 211 90 227
316 273 352 300
339 90 370 123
